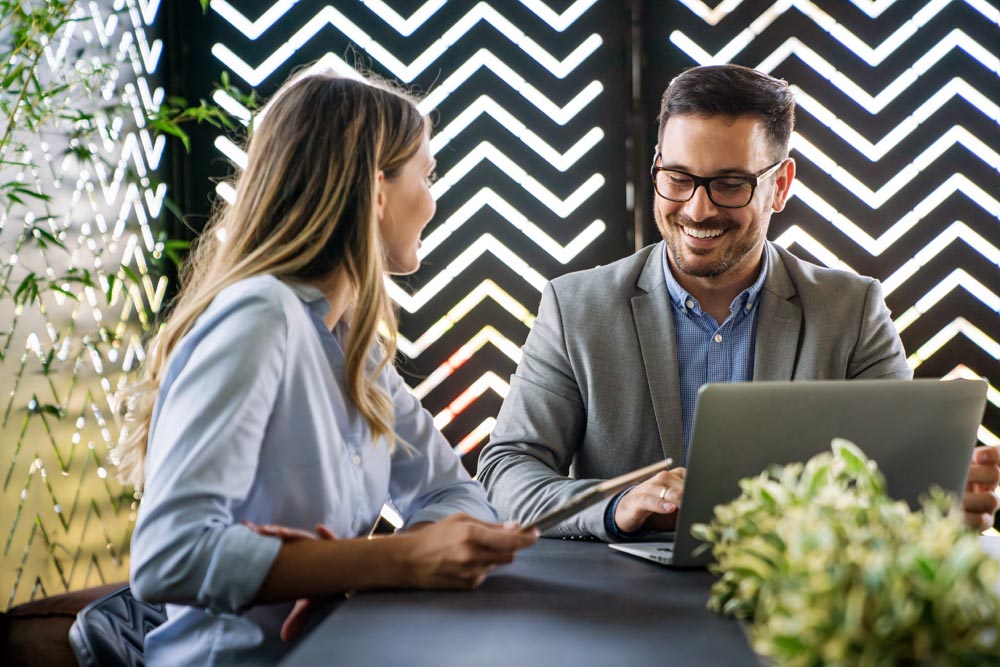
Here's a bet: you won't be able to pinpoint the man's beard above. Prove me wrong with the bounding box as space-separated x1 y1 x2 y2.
660 211 756 279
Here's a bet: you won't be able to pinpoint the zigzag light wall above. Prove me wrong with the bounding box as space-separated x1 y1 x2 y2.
0 0 165 609
186 0 631 471
645 0 999 450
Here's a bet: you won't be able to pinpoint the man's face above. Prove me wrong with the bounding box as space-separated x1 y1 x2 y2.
653 114 793 283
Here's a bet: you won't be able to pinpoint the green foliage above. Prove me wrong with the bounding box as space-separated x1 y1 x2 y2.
693 439 1000 666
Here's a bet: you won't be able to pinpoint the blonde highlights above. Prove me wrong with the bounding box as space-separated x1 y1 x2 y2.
114 72 427 486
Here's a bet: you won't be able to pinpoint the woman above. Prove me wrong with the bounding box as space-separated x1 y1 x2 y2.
115 72 537 667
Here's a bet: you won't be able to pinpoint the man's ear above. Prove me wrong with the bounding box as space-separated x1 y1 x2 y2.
771 158 796 213
374 170 386 221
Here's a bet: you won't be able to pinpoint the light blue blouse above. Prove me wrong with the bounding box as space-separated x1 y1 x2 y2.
130 275 496 667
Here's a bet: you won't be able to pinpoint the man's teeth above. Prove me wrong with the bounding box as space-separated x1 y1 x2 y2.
683 226 724 239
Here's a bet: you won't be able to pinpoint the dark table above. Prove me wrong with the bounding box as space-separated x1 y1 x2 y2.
279 538 759 666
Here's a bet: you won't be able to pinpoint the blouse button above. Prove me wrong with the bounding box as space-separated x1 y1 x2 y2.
351 454 362 466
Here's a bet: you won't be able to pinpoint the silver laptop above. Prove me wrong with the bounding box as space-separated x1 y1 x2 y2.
610 379 988 568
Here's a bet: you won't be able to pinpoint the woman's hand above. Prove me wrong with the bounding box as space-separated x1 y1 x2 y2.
392 514 538 590
245 521 337 642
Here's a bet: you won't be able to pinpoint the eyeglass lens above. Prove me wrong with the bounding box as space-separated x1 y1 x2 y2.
653 171 754 207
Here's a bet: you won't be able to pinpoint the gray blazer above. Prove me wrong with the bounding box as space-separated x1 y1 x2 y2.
477 241 912 540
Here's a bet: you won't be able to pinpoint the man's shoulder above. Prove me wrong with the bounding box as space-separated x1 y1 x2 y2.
549 244 657 296
771 243 877 297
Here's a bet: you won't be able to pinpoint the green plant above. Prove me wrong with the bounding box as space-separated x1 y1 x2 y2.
693 439 1000 667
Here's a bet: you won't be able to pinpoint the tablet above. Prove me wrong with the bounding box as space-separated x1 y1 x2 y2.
523 458 673 532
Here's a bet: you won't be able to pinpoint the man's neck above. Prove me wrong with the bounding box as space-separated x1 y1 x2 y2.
670 250 765 324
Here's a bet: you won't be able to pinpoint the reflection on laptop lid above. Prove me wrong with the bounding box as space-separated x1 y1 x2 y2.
610 379 987 569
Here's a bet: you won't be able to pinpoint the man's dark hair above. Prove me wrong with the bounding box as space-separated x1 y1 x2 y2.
657 64 796 159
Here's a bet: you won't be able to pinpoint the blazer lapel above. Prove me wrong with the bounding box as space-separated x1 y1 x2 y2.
631 244 685 466
753 243 802 381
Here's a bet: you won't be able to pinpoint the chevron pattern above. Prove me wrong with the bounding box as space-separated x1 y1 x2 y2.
0 0 165 609
655 0 999 447
202 0 628 469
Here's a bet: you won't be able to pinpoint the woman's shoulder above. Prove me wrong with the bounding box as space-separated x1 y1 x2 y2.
208 275 300 317
183 275 303 343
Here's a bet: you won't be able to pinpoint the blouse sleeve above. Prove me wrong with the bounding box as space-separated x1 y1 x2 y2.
385 366 498 526
129 289 286 614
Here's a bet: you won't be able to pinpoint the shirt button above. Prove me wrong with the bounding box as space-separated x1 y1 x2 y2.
745 302 752 311
686 300 694 309
713 334 723 343
351 454 362 466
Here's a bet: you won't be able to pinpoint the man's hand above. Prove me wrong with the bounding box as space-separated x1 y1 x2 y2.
613 468 687 534
964 445 1000 532
245 521 338 642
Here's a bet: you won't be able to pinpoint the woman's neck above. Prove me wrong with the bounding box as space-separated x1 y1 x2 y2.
312 267 355 330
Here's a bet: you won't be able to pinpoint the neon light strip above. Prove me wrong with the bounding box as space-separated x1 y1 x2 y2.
420 188 605 263
773 226 854 271
792 127 999 207
433 372 510 430
675 0 752 25
766 37 997 113
211 0 602 40
211 56 603 130
386 234 547 313
411 326 523 399
943 365 1000 410
793 82 998 160
211 5 602 85
210 0 299 40
431 142 604 218
894 270 1000 333
908 318 1000 368
793 175 999 255
454 418 496 456
132 0 163 26
519 0 599 31
674 0 997 62
431 96 604 169
417 51 603 123
396 279 535 358
671 30 999 115
211 90 252 125
882 222 1000 296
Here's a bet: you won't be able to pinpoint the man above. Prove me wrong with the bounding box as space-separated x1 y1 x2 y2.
477 64 1000 540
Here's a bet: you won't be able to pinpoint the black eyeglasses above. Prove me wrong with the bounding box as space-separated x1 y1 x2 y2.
650 155 785 209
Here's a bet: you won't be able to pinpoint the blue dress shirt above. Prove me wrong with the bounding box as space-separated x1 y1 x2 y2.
604 245 767 539
130 275 496 667
662 244 767 458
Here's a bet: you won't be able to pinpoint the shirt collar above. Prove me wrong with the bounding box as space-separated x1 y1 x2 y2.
660 242 769 315
284 280 331 319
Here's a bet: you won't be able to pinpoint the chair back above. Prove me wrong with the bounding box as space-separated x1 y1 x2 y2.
68 585 166 667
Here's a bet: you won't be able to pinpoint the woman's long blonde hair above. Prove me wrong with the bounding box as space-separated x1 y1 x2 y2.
113 72 427 487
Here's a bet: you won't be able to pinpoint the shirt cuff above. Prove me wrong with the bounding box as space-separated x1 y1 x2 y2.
603 486 651 542
197 525 282 614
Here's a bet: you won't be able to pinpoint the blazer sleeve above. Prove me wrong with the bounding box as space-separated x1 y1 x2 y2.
848 279 913 380
477 282 614 540
386 365 497 526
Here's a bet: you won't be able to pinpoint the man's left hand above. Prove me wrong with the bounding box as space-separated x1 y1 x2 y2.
963 445 1000 532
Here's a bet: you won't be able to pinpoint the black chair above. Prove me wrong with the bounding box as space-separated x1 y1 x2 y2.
68 585 166 667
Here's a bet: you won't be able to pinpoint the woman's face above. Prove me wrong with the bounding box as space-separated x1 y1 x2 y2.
379 135 437 275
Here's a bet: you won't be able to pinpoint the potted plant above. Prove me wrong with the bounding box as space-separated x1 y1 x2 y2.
693 439 1000 666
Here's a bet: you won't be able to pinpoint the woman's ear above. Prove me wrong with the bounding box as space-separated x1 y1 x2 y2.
374 170 387 221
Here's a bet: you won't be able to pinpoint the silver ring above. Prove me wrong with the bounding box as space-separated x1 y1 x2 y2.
659 487 668 501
